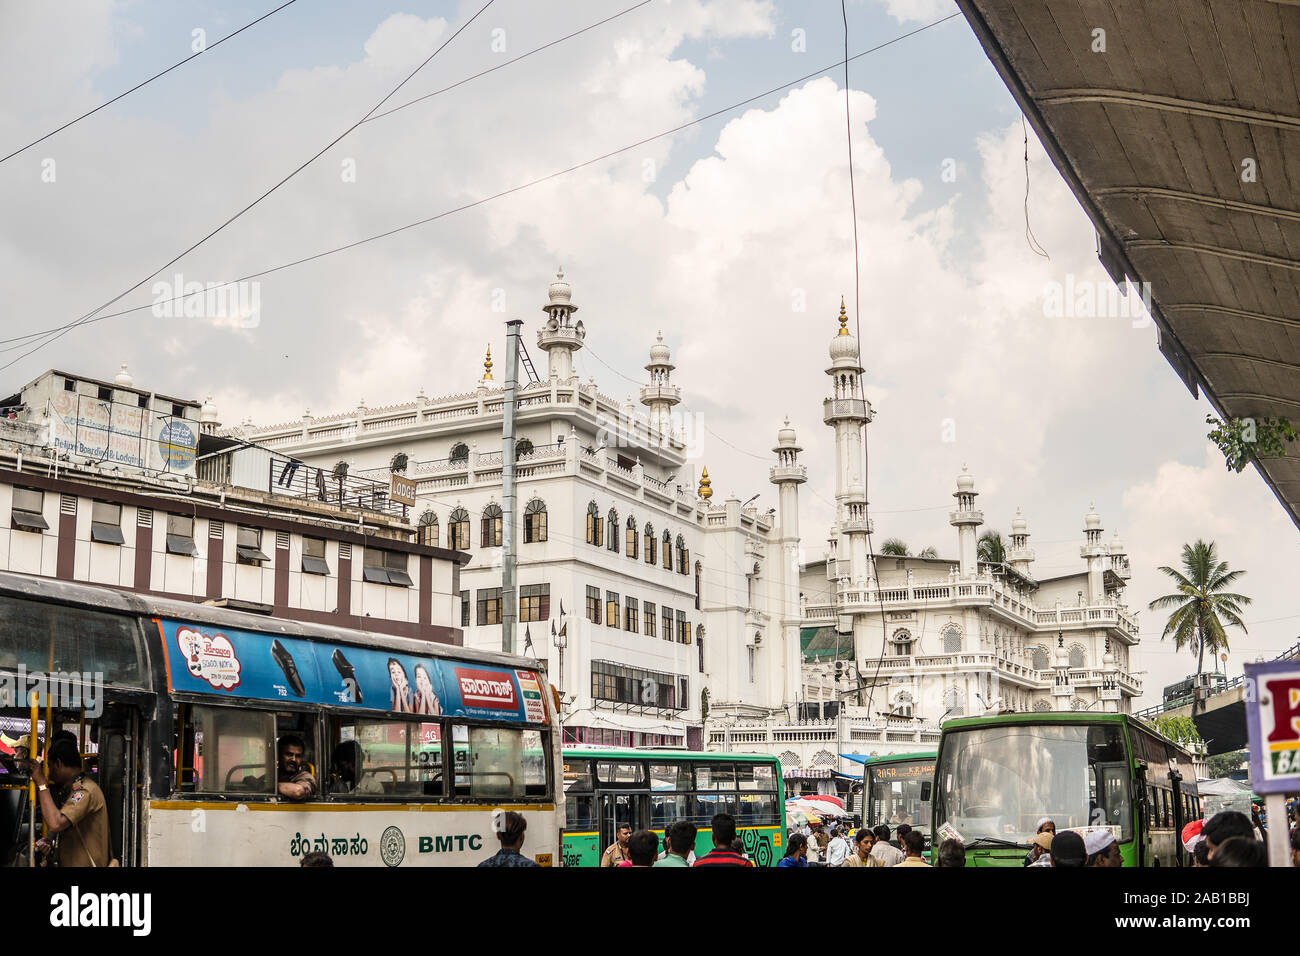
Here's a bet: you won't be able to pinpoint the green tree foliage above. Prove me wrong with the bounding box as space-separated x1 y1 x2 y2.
879 538 909 557
977 530 1007 565
1206 415 1297 472
1152 714 1201 747
917 546 939 558
1206 750 1247 778
1148 540 1250 676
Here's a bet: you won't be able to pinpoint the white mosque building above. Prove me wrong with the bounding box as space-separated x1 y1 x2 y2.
242 273 805 749
706 302 1144 786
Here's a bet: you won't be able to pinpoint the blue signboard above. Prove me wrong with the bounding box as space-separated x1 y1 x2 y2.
158 619 547 724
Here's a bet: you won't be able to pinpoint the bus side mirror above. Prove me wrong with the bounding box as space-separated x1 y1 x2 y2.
920 781 932 802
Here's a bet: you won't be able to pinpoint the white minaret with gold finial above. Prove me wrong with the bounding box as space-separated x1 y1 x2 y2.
640 331 681 438
950 465 983 578
1081 503 1107 602
537 269 584 382
1007 507 1035 577
824 299 874 585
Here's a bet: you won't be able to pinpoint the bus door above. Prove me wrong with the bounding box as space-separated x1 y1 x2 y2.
599 792 647 853
96 699 145 867
1168 770 1186 867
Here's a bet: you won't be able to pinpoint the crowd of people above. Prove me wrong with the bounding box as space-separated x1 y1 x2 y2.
596 814 757 867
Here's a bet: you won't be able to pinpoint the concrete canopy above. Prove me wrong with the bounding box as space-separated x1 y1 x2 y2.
957 0 1300 530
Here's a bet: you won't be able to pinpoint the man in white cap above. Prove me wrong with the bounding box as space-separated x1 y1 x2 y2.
1083 829 1122 867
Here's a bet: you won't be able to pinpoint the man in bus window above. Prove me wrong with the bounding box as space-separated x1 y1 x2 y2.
21 738 111 868
277 734 318 801
601 823 632 867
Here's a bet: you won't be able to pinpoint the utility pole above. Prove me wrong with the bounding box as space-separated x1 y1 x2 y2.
502 319 522 654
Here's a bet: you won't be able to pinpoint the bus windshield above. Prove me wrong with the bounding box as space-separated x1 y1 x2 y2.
867 760 933 830
933 723 1132 846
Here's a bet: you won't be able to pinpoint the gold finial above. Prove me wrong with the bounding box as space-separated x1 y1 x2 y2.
483 345 493 381
837 297 849 335
698 466 713 500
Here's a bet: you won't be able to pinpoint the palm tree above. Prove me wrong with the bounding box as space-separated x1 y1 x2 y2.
917 546 939 559
977 530 1007 565
879 538 910 557
1148 540 1251 676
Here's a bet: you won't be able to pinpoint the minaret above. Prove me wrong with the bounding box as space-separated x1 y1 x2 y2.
640 331 680 437
1109 530 1130 586
199 396 221 436
536 269 584 382
824 299 874 585
1007 507 1035 577
1080 503 1107 603
770 418 806 706
950 465 983 577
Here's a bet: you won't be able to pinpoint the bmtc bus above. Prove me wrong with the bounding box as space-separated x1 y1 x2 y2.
0 572 562 867
560 749 785 866
852 752 936 836
928 712 1201 867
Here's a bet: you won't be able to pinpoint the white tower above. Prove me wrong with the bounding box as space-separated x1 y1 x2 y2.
536 270 584 382
1080 503 1107 602
824 300 874 585
1007 507 1035 577
769 417 806 705
199 396 221 436
950 465 984 577
639 332 681 437
1109 530 1130 585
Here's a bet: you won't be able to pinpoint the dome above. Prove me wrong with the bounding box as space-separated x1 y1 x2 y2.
1055 637 1069 665
828 298 860 363
113 363 133 387
200 396 219 424
1102 644 1116 666
547 268 573 307
1011 508 1027 534
955 464 976 494
1084 503 1102 531
777 417 797 447
649 331 672 365
1110 529 1125 553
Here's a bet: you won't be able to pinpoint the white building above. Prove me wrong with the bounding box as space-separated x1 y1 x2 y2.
244 273 804 749
708 302 1144 788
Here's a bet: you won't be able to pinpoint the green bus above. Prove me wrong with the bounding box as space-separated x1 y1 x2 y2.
561 749 786 866
849 752 936 838
928 713 1202 867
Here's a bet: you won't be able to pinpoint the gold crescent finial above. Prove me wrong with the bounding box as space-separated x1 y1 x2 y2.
838 298 849 335
483 345 494 381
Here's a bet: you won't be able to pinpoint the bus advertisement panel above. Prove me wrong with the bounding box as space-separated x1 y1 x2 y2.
157 618 547 724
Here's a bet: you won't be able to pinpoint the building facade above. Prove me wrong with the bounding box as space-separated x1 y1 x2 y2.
706 303 1144 786
0 367 465 643
244 274 803 748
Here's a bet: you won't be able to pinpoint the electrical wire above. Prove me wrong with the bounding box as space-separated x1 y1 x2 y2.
0 0 302 165
0 11 962 360
0 0 498 374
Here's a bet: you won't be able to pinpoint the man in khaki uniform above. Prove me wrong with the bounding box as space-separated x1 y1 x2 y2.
23 738 110 868
600 824 632 867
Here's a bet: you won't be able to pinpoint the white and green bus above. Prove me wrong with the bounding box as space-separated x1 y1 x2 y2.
0 572 562 867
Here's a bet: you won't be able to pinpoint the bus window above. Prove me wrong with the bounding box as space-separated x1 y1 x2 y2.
698 763 735 791
329 717 442 797
188 706 275 795
564 759 595 830
597 761 645 786
651 793 688 829
452 725 548 800
650 763 690 792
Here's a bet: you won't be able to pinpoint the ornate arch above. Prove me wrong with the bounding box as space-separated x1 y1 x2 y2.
416 509 438 547
1030 645 1050 670
941 624 962 654
523 497 547 543
449 442 469 463
586 501 603 546
607 508 619 551
480 501 503 548
625 514 638 558
1033 699 1051 713
812 750 836 768
1068 643 1086 669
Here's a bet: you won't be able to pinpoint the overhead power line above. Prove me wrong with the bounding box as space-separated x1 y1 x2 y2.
0 11 961 362
1 0 302 165
0 0 498 375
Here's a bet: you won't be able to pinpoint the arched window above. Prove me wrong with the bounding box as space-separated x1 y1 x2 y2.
694 560 702 610
893 691 914 718
416 509 438 547
662 529 672 570
625 515 638 558
943 687 964 716
644 523 656 565
1033 699 1051 713
893 629 913 657
448 507 470 551
1070 697 1087 712
586 502 602 547
942 626 962 654
675 534 688 574
524 498 547 543
607 509 619 551
449 442 469 464
1068 644 1086 669
778 751 799 770
515 438 534 458
1031 645 1050 670
481 502 503 548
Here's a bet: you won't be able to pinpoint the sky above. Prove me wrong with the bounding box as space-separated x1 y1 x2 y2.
1 0 1296 707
